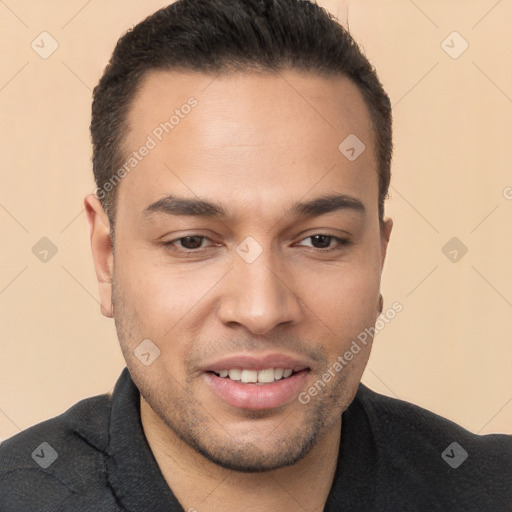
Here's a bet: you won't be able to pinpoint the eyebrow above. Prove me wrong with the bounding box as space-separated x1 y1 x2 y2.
142 193 365 220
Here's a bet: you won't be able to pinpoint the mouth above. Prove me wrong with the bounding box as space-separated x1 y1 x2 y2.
201 354 311 410
209 367 296 384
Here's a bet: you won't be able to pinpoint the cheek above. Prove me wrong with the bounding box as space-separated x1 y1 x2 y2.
297 258 381 332
115 247 190 314
113 248 230 346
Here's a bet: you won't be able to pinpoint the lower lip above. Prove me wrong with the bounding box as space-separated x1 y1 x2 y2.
204 371 309 410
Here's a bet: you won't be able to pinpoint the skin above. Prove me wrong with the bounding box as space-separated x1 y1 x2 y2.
85 69 392 511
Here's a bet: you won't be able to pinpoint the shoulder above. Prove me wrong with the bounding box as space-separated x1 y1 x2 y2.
356 384 512 456
0 392 115 511
354 384 512 510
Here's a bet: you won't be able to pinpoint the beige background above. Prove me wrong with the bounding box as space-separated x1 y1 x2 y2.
1 0 511 442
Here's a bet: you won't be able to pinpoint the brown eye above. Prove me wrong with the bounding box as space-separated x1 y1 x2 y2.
309 235 333 248
177 236 205 249
296 234 349 251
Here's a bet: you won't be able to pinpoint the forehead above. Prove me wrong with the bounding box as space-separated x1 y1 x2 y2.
119 69 378 221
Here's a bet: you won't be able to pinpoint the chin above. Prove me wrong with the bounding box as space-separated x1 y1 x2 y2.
189 433 320 473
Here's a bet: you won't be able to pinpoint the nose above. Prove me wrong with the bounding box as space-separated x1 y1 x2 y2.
216 248 304 335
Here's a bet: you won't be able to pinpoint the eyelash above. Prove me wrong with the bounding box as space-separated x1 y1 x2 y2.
161 234 350 255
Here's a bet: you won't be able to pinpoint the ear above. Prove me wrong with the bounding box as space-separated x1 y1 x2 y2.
376 217 393 319
84 194 114 318
379 217 393 269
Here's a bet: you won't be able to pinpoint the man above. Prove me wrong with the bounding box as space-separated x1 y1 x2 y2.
1 0 510 510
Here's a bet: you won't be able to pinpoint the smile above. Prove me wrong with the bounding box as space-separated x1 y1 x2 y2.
212 368 294 384
204 369 309 410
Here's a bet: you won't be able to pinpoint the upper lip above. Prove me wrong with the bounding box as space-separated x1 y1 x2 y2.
201 353 312 373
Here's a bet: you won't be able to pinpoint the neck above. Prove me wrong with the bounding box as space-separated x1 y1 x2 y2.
140 396 341 512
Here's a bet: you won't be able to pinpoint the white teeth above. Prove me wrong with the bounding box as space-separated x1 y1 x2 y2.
257 369 275 383
228 369 241 381
216 368 295 383
240 370 258 383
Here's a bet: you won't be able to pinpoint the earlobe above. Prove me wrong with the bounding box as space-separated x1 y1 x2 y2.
84 194 114 318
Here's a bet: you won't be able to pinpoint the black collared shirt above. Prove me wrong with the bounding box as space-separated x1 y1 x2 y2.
1 367 511 511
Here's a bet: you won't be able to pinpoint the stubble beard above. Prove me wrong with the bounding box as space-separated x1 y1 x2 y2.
111 277 364 473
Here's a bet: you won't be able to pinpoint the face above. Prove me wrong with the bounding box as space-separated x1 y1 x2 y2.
87 69 392 472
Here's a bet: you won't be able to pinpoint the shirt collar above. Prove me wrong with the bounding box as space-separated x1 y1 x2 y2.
106 367 184 512
324 384 378 510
